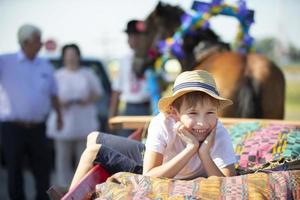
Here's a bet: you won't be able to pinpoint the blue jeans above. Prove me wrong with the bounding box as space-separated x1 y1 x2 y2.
93 132 145 175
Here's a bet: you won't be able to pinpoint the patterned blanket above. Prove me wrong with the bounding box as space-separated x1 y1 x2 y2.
93 122 300 200
94 170 300 200
229 122 300 172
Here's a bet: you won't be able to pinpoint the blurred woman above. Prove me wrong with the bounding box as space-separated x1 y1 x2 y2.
47 44 103 188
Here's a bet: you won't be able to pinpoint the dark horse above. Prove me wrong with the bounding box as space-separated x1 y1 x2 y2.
138 2 285 119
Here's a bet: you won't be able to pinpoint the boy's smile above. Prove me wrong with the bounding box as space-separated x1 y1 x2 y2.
191 127 211 141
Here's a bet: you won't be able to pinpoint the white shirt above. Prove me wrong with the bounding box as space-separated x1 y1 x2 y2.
47 67 102 140
0 51 57 122
146 113 236 179
113 53 150 103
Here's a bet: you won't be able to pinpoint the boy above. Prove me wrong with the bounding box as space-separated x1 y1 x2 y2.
70 70 236 188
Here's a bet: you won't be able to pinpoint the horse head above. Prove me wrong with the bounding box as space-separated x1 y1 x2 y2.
143 2 230 72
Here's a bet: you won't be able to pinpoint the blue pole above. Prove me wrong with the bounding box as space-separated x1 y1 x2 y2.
145 69 160 115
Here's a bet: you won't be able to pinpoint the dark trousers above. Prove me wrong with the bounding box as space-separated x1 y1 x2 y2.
1 122 51 200
94 132 145 175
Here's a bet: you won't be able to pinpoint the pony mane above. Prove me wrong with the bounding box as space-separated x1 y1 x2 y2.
153 2 184 30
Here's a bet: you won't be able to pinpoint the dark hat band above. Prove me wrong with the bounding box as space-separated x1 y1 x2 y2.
172 82 219 96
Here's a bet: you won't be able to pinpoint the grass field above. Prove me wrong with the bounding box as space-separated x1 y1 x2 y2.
283 65 300 120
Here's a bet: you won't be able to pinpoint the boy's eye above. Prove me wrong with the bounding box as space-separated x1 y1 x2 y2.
207 111 216 114
189 112 197 115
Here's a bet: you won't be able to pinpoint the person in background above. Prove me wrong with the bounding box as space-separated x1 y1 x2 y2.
46 43 102 189
109 19 151 136
0 24 62 200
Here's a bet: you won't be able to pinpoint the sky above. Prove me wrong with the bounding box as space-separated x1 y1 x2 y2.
0 0 299 60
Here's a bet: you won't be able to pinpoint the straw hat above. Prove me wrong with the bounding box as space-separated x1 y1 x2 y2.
158 70 233 113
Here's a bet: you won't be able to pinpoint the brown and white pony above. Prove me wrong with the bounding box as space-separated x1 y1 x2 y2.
137 2 285 119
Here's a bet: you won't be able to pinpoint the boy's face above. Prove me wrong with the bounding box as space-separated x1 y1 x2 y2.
176 97 218 142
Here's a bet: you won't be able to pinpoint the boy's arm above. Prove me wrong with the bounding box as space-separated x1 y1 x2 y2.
144 121 200 178
198 151 236 177
143 143 198 178
198 125 236 177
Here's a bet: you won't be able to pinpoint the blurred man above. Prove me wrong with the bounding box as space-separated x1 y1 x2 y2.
109 20 151 136
0 24 62 200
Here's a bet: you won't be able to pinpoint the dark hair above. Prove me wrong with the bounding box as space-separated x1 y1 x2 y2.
124 20 146 34
172 91 219 112
61 43 81 60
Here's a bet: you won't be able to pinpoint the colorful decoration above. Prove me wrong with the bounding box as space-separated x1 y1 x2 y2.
158 0 255 58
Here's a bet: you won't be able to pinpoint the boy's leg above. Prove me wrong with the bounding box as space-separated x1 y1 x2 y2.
70 131 145 189
86 131 99 146
74 139 87 169
94 145 143 175
69 143 101 189
96 132 145 164
69 132 100 189
86 131 145 166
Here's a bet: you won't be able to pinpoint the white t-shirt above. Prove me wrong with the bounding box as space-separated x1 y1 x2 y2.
47 67 103 140
113 53 150 103
145 113 236 179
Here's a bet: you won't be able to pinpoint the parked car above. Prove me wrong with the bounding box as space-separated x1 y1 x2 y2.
49 57 112 132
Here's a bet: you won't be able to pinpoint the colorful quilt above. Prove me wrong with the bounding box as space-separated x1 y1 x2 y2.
92 122 300 200
228 122 300 172
94 170 300 200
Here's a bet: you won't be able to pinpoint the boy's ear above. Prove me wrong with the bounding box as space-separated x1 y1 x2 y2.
168 106 180 121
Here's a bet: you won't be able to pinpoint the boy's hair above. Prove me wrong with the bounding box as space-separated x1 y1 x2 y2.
172 91 220 112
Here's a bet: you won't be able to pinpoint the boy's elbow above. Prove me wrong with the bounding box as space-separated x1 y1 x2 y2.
142 167 157 177
221 164 236 177
142 170 158 178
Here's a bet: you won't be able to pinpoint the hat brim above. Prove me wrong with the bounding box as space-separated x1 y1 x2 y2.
158 88 233 113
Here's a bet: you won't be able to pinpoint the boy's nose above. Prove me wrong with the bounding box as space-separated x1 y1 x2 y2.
196 122 203 126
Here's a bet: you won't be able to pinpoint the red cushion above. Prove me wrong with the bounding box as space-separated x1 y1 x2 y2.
61 164 110 200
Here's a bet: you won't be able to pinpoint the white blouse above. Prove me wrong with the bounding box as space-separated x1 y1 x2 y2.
47 67 102 140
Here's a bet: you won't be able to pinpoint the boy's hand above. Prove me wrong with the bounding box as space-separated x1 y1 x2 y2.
174 122 199 148
199 120 217 154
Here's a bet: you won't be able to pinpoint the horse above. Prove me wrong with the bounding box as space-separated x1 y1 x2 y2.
139 2 285 119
